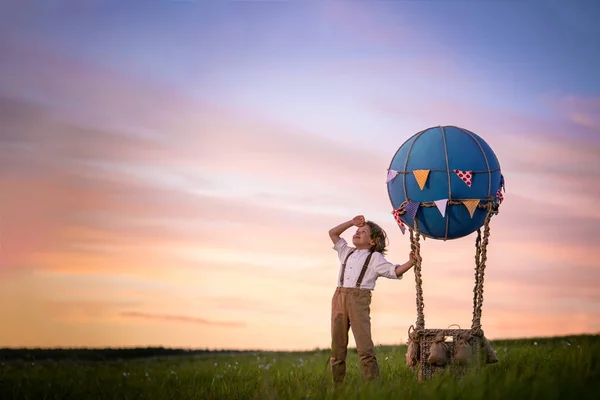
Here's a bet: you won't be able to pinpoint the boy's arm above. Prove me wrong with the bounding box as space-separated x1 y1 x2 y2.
394 252 416 277
328 215 365 245
372 251 415 279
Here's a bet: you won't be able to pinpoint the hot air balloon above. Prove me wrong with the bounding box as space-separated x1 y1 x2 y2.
386 125 505 380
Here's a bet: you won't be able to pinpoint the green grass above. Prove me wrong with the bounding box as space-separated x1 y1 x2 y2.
1 334 598 399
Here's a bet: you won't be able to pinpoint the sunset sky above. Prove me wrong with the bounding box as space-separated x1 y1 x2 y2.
1 0 599 351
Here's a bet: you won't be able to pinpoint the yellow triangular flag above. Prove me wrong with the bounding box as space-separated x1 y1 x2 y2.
462 199 479 218
412 169 430 190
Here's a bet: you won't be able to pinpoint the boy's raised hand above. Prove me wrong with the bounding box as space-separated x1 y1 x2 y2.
352 215 365 227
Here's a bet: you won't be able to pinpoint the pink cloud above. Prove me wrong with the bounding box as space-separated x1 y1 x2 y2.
543 93 600 130
45 300 138 322
0 42 393 277
120 311 245 328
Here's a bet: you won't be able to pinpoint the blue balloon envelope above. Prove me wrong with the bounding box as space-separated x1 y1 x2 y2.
387 126 503 240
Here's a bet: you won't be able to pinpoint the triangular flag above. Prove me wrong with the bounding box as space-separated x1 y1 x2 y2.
500 174 506 192
495 188 504 204
454 169 473 187
386 169 399 183
412 169 430 190
392 209 406 235
434 199 448 217
461 199 479 218
391 208 406 234
404 202 420 221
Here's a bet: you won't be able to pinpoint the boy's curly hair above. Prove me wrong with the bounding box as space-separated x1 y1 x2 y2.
366 221 389 255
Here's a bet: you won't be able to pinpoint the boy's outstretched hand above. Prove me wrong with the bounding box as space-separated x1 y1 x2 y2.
409 251 416 263
352 215 365 227
395 250 417 277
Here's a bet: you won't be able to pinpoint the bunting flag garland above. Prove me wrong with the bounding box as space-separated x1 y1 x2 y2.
495 188 504 204
404 201 420 221
386 169 399 183
434 199 448 217
412 169 430 190
461 199 479 218
392 208 406 234
454 169 473 187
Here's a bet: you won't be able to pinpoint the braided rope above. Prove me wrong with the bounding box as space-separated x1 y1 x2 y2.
389 168 501 174
410 222 425 332
471 206 496 336
474 213 492 331
471 228 482 331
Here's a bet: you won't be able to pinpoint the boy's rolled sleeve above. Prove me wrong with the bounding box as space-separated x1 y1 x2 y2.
371 253 402 280
333 238 353 263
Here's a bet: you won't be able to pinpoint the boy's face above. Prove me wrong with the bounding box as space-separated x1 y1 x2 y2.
352 225 375 249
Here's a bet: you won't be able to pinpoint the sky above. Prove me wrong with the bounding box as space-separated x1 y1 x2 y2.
0 0 599 351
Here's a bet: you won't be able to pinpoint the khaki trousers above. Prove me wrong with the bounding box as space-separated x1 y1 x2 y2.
330 287 380 383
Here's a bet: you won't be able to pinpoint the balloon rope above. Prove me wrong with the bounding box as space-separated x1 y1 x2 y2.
470 209 494 337
388 167 501 174
410 221 425 332
404 198 497 208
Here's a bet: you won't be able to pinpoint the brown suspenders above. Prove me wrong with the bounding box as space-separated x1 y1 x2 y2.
355 252 374 288
339 249 355 286
339 249 374 288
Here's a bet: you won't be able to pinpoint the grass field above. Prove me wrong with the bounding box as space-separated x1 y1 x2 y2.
1 334 598 399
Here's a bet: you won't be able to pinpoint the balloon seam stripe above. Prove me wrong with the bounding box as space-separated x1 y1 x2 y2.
440 125 451 241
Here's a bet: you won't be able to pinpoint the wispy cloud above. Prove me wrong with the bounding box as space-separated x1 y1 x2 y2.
120 311 245 328
544 93 600 130
0 37 393 278
46 300 139 321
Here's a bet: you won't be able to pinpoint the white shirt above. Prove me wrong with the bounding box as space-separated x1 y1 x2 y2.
333 238 402 290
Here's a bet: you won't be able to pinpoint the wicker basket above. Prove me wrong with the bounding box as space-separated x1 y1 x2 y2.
414 328 483 381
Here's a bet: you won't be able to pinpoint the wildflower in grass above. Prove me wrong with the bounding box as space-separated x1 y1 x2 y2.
534 342 538 346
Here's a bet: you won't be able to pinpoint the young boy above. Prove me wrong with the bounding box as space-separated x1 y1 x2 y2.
328 215 415 383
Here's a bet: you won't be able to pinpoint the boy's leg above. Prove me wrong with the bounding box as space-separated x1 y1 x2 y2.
330 288 350 383
349 290 380 380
